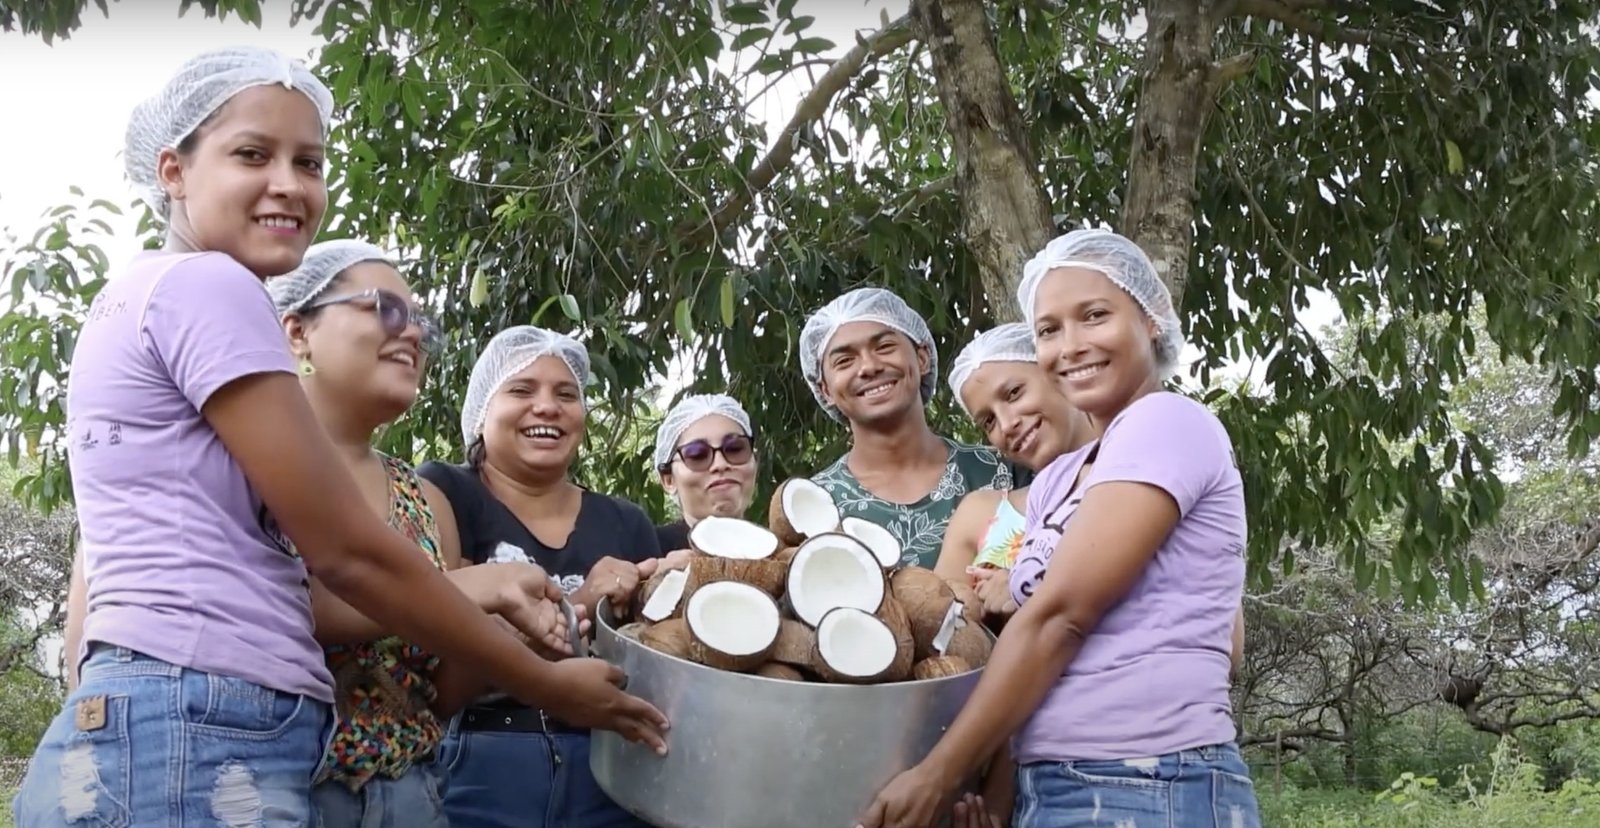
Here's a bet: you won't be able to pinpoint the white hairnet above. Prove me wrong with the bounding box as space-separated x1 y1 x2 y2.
653 393 753 470
1016 228 1184 375
125 47 335 220
799 287 937 422
266 239 395 315
461 326 593 448
947 323 1037 415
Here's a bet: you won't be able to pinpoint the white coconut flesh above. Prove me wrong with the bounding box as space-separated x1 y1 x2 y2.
840 516 902 569
817 608 897 678
691 515 780 560
782 478 841 537
640 568 688 622
685 581 780 656
789 536 885 626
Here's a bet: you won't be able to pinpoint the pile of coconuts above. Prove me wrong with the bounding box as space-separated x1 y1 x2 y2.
614 477 993 684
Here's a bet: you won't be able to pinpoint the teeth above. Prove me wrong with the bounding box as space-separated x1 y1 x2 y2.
862 382 894 398
1066 363 1105 380
521 426 561 439
385 353 415 368
256 216 300 229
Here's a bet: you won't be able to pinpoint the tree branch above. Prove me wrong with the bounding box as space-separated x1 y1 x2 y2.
678 14 917 245
1209 50 1257 90
1229 0 1417 49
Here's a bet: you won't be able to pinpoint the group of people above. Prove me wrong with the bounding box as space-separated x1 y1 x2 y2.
11 44 1261 828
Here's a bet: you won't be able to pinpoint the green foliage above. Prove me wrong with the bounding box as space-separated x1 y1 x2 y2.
3 0 1599 603
0 0 266 44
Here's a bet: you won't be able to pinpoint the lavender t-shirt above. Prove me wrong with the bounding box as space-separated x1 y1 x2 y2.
1007 391 1245 762
67 251 333 703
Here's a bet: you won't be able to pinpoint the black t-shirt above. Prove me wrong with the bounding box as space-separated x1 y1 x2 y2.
655 520 690 555
417 462 661 595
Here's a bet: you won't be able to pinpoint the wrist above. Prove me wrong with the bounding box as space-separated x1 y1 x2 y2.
921 747 968 790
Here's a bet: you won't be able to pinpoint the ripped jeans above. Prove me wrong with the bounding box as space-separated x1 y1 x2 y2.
1013 741 1262 828
12 645 333 827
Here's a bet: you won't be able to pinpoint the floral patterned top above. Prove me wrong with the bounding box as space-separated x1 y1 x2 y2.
811 437 1016 569
971 494 1026 570
314 454 447 791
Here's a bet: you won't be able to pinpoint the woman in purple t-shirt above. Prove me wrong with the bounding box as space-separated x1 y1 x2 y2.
14 49 665 828
859 229 1262 828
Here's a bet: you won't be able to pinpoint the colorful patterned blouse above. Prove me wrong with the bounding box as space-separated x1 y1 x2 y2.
971 494 1026 570
315 454 447 791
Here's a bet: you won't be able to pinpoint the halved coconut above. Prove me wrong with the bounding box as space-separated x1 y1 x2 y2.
785 533 886 627
840 516 902 570
911 654 972 680
690 515 780 560
754 662 808 682
683 554 786 599
637 568 690 622
639 618 693 660
811 606 902 684
685 581 781 672
768 478 841 545
771 619 818 668
890 567 961 658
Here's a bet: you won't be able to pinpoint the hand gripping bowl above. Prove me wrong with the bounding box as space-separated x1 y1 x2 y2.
584 599 990 828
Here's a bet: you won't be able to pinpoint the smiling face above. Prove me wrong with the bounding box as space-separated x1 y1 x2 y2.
156 85 327 278
817 321 930 427
659 413 759 523
958 360 1087 471
1031 266 1162 424
284 262 428 425
480 355 587 477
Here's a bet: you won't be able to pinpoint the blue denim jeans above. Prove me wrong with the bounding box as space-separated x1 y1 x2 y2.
433 714 651 828
11 645 333 828
1013 741 1262 828
312 764 450 828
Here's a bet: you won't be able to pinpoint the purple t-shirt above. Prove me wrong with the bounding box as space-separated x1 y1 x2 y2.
67 250 333 702
1007 391 1245 762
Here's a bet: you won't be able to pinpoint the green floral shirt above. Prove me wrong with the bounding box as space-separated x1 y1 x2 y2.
811 437 1018 569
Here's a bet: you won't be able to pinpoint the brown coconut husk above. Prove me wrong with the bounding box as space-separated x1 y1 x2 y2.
767 479 808 546
911 654 973 680
684 554 786 599
639 618 694 660
875 596 916 683
753 662 809 682
890 567 959 658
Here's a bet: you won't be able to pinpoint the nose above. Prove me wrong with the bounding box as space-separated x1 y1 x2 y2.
530 391 560 418
857 350 885 377
265 158 305 201
997 405 1024 441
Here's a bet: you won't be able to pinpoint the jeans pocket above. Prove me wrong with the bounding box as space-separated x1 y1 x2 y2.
16 694 135 828
179 669 308 740
1210 768 1262 827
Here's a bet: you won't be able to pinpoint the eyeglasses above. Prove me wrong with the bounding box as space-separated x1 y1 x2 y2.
665 433 755 473
306 288 443 353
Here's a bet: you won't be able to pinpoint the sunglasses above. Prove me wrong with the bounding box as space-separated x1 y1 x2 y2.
306 288 443 353
665 433 755 473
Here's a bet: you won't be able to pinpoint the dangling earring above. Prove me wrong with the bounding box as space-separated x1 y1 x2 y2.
297 354 316 377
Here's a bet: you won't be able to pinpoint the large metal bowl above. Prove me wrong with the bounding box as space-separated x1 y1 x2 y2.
587 600 987 828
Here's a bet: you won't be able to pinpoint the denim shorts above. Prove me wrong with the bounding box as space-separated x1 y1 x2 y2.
312 764 449 828
1013 741 1262 828
11 645 333 828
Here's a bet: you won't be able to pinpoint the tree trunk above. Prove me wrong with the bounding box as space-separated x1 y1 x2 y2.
1120 0 1230 310
912 0 1054 323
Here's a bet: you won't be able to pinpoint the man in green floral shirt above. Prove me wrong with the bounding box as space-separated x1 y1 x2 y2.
799 287 1019 569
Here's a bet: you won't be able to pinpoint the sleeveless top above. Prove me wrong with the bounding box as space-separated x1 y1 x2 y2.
315 454 448 790
971 494 1026 570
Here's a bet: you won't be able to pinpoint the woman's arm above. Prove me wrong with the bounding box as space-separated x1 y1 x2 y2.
63 542 87 692
933 490 999 581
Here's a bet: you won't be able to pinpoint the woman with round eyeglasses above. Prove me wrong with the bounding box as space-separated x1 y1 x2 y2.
268 240 581 827
652 394 760 552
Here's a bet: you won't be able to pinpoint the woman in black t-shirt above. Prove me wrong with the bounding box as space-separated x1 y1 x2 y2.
421 326 664 828
651 393 761 552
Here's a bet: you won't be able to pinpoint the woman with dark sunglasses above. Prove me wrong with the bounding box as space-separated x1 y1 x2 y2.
651 393 760 552
268 241 586 827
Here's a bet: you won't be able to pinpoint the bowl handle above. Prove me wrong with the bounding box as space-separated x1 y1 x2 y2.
560 596 589 659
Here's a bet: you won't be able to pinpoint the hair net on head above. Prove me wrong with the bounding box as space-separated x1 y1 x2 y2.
799 287 938 422
266 239 396 315
947 323 1037 415
1016 228 1185 375
652 394 753 470
125 46 336 220
460 326 593 449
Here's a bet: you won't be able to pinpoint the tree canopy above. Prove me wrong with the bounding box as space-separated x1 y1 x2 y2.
3 0 1598 602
